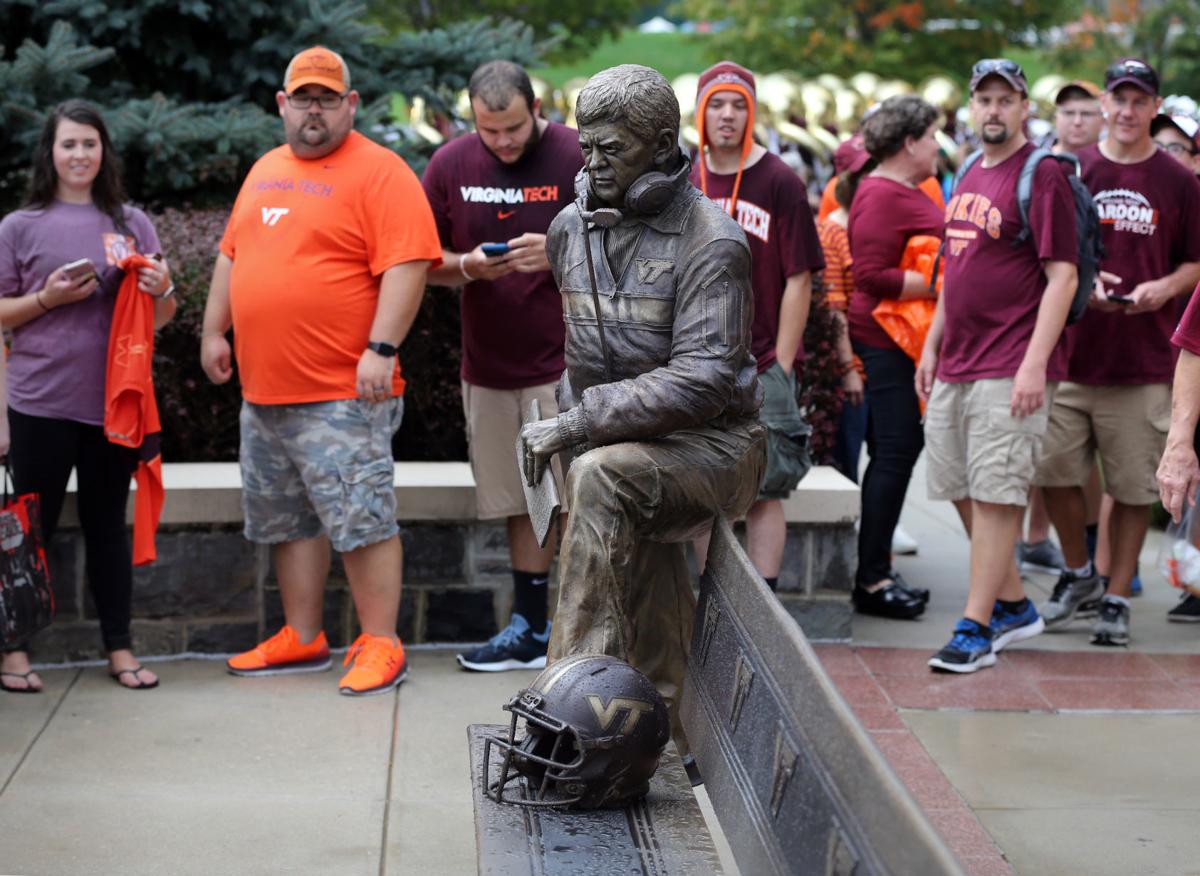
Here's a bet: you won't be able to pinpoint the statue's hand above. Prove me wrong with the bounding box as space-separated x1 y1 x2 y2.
519 418 567 488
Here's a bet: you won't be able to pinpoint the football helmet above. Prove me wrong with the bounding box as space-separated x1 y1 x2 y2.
482 654 671 809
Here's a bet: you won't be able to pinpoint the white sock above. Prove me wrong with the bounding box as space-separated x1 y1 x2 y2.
1070 561 1094 577
1103 594 1131 609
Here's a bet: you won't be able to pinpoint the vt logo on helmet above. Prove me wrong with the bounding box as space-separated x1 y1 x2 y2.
482 654 671 809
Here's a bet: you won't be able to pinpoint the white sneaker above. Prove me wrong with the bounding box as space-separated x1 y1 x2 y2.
892 525 919 556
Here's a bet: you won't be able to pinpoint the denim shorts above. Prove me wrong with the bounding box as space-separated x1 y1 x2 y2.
239 398 403 552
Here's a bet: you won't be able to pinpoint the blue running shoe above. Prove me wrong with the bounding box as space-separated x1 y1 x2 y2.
990 599 1046 652
928 619 996 673
456 613 551 672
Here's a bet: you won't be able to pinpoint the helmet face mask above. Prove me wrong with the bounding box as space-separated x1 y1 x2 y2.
482 655 671 810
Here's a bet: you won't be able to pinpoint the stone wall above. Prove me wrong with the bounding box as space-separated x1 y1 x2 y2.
25 463 858 661
32 517 853 662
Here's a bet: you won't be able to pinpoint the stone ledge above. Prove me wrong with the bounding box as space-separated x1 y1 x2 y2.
56 462 859 527
36 463 860 661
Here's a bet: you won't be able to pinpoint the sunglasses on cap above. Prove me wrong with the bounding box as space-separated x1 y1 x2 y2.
1105 59 1159 90
972 59 1026 79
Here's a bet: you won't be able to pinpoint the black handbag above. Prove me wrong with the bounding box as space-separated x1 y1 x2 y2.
0 465 54 649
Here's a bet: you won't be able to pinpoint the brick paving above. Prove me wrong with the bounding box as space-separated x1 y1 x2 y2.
816 643 1200 875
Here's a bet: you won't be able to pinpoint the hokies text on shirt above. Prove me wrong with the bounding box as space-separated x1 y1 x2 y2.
944 193 1002 240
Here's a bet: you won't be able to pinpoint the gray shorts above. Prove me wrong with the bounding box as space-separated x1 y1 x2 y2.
756 362 812 500
239 398 403 553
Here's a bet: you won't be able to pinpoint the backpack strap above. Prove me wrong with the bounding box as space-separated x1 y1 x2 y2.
1014 148 1079 246
951 149 983 195
929 150 985 293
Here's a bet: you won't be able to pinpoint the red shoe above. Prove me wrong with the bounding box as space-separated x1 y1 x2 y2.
339 634 408 696
227 626 331 676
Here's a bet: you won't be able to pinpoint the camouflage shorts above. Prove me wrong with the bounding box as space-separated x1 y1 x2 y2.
239 398 403 553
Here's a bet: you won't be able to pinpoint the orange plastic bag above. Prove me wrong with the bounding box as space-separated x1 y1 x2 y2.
871 235 943 364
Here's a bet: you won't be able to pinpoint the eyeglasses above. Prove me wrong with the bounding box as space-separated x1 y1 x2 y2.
285 92 348 110
1156 140 1198 157
1105 60 1159 90
972 59 1026 80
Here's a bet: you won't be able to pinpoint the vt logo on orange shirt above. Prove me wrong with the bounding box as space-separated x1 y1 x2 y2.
261 207 290 226
944 193 1002 241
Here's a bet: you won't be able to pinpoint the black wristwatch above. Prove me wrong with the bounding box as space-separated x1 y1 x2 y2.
366 341 399 357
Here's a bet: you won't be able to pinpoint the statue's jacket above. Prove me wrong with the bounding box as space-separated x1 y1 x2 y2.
547 170 763 448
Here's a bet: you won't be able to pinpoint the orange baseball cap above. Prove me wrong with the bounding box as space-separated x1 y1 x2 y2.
284 46 351 95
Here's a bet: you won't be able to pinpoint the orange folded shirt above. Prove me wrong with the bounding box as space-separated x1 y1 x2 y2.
105 254 164 566
872 234 943 364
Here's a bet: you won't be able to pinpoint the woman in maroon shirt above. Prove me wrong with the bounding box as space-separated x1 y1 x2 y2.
846 96 944 619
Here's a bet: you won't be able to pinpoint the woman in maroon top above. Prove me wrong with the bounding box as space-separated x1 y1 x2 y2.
846 96 944 619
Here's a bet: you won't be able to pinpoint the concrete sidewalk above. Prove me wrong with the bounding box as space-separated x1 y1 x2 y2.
3 454 1198 876
1 651 735 876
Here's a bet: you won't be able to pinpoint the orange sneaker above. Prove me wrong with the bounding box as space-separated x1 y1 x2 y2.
339 633 408 696
226 626 331 676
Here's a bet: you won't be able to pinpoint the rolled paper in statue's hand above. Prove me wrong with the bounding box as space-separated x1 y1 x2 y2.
516 399 561 548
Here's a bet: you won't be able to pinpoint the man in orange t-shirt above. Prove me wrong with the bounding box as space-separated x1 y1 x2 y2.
200 46 442 696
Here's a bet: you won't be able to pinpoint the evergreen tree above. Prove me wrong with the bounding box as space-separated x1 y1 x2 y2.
0 0 547 209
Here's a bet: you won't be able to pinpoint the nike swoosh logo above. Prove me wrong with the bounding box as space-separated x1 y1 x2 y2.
497 210 515 220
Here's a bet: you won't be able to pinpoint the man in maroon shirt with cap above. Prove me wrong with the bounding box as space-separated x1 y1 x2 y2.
1036 58 1200 646
423 61 582 671
917 59 1079 672
689 60 824 591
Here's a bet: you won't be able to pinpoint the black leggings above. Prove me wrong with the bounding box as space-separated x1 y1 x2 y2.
8 408 135 652
853 344 925 586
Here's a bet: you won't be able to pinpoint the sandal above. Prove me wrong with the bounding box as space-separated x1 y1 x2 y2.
1 670 43 694
109 665 159 690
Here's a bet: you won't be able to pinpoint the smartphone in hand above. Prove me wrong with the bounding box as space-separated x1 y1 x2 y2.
61 258 97 282
481 242 511 257
1107 294 1134 305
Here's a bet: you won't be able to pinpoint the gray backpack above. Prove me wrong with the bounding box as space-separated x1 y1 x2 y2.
951 147 1103 324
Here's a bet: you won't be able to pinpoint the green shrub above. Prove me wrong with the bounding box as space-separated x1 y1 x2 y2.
800 277 842 465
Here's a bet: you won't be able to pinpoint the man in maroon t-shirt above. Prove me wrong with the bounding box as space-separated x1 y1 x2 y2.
916 59 1079 673
423 61 582 671
1035 59 1200 646
689 61 825 591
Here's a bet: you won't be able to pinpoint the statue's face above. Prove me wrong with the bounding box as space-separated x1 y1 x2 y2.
578 120 658 207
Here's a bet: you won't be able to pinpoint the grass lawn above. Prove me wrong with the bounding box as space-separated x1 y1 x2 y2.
531 31 1112 95
531 31 712 86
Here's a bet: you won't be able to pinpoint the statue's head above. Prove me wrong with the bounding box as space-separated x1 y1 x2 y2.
575 65 680 209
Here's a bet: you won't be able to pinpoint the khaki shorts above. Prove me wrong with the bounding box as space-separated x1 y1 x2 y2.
462 380 568 520
925 377 1055 506
240 398 403 553
1034 381 1170 506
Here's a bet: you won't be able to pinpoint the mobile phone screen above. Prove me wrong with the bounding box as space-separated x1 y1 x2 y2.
481 243 510 256
62 258 96 281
